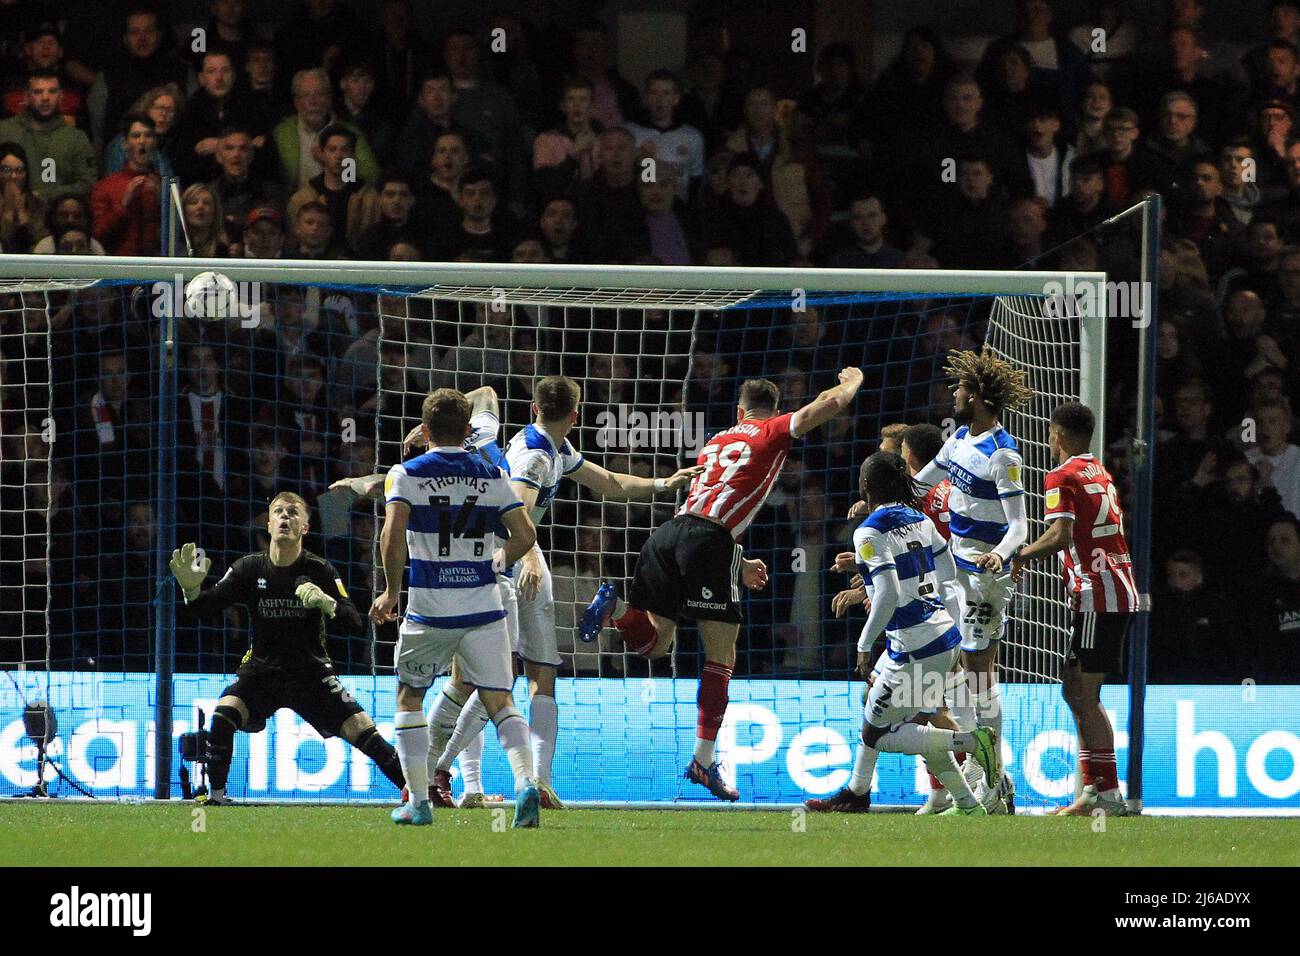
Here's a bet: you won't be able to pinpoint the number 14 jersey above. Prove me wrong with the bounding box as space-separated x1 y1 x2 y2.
681 412 796 539
385 447 525 628
1043 453 1138 613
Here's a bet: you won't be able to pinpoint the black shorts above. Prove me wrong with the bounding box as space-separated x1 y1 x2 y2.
224 663 364 738
1067 611 1132 674
628 514 743 624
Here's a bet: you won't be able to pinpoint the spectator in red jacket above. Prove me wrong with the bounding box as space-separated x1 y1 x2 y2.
91 112 161 256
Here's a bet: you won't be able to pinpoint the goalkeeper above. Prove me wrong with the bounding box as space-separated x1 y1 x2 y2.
170 491 405 804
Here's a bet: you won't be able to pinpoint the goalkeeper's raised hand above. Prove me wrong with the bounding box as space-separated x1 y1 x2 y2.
170 542 210 601
296 582 337 619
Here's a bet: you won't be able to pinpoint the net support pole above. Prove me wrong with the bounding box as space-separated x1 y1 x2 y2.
153 177 179 799
1126 193 1161 814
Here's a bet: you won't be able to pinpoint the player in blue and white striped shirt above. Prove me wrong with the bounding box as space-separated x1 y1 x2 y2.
333 386 520 809
370 388 541 827
805 452 999 815
914 349 1033 797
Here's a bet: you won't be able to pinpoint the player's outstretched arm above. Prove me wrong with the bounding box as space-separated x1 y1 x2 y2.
329 473 386 499
789 366 863 438
569 459 703 500
170 542 209 601
170 542 240 612
1010 517 1074 582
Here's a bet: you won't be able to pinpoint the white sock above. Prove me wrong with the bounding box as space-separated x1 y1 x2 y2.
426 687 466 773
949 702 978 733
493 706 535 792
976 682 1003 739
949 669 978 731
459 733 484 794
927 752 979 808
693 737 716 766
529 694 558 784
435 690 489 773
849 742 879 795
876 722 938 754
393 710 430 804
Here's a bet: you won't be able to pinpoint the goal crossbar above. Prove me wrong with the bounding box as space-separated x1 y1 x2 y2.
0 253 1106 303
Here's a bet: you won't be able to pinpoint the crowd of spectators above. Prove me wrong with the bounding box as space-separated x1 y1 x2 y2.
0 0 1298 681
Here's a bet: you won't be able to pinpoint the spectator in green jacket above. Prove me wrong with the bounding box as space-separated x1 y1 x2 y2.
0 70 97 200
272 68 378 191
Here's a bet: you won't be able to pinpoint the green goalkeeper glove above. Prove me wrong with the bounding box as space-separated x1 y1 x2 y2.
170 542 210 601
295 581 337 618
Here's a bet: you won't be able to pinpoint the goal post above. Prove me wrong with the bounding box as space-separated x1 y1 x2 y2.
0 251 1140 809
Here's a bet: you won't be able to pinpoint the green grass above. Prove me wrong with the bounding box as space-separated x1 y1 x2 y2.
1 803 1296 866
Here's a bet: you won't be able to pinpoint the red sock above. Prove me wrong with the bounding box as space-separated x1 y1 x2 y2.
697 662 732 741
613 605 657 656
1078 750 1094 788
1089 748 1119 793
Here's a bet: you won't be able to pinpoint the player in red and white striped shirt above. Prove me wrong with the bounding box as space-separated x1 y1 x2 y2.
902 423 952 542
582 369 864 800
1011 402 1133 816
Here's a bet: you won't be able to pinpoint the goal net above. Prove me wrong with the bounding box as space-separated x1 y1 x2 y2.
0 258 1108 808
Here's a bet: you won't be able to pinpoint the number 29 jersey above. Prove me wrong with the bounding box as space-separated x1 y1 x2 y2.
1043 453 1138 613
385 447 525 628
680 412 796 540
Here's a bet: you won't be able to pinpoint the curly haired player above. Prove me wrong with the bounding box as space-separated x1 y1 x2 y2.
913 348 1033 809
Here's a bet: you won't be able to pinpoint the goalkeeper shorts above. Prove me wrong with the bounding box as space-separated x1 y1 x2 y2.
225 663 363 738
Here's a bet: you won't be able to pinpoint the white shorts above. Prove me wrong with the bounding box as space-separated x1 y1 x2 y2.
863 645 961 730
395 616 515 692
953 565 1014 652
505 545 561 667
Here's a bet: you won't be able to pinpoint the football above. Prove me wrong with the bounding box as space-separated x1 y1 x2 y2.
184 271 238 321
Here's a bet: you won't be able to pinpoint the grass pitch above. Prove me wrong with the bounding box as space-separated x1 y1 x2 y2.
1 803 1295 866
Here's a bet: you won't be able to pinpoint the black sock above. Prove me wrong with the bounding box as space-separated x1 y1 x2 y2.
206 706 242 791
355 725 406 790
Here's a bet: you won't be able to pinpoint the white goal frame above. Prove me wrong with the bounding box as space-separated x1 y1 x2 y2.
0 252 1107 422
0 253 1110 806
